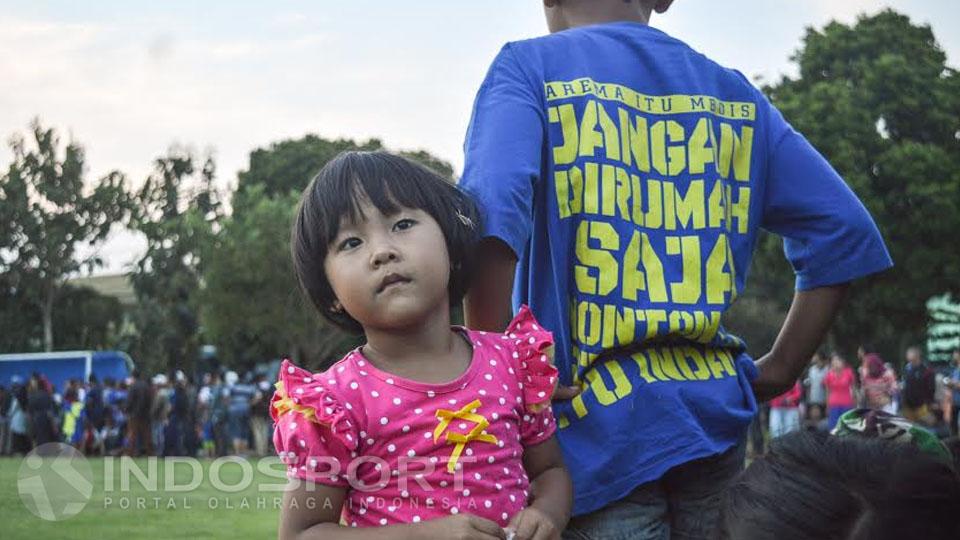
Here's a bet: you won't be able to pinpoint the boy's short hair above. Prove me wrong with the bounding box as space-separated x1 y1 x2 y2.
291 151 481 334
720 430 960 540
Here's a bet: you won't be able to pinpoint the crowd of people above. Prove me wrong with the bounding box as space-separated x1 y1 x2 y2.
2 346 958 460
0 367 275 458
750 345 960 455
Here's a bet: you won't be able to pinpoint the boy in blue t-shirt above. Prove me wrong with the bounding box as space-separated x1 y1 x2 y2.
461 0 893 537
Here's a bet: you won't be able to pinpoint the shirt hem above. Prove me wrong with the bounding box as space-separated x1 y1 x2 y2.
570 439 737 516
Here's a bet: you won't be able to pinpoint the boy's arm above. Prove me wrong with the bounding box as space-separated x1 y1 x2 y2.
464 238 516 333
753 283 848 402
463 240 581 401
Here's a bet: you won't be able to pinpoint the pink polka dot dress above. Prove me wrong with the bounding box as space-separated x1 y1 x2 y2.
271 305 558 528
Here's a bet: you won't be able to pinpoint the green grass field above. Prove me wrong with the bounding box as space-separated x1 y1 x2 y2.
0 455 283 539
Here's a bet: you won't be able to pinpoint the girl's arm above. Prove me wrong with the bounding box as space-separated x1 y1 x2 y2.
279 481 507 540
507 436 572 540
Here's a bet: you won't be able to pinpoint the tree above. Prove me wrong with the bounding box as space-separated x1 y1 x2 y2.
204 135 454 371
236 136 383 201
235 135 455 203
128 149 222 374
750 9 960 360
0 120 129 351
200 186 360 370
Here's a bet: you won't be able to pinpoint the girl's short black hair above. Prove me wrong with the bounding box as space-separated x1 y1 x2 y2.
720 430 960 540
291 151 481 334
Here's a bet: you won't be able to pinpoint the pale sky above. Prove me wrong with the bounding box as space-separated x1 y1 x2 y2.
1 0 957 274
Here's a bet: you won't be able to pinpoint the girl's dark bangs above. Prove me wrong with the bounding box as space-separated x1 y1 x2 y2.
317 155 438 246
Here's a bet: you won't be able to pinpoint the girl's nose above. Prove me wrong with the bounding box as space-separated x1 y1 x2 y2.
370 244 399 267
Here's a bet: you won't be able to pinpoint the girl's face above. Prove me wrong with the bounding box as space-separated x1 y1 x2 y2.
831 356 845 370
324 197 451 331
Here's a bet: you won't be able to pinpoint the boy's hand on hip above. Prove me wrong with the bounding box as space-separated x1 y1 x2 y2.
551 384 581 401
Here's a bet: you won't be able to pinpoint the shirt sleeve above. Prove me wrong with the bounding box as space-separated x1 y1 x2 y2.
759 98 893 290
460 43 545 258
502 306 559 447
271 360 359 487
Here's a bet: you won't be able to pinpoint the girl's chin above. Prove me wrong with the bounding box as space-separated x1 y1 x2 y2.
362 297 448 329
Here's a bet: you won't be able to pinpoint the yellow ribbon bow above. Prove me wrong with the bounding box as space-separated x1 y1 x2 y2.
272 381 320 423
433 399 500 474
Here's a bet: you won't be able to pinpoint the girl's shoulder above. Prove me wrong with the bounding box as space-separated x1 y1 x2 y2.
270 356 367 439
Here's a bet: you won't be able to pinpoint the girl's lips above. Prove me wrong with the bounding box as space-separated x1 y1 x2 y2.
376 273 411 293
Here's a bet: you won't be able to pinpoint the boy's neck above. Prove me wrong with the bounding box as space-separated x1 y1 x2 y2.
548 1 652 32
566 11 649 29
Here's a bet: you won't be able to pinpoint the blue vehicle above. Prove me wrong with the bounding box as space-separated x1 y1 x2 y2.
0 350 134 392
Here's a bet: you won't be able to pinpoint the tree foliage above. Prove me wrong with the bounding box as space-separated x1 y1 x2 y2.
735 10 960 360
0 120 129 351
127 149 222 373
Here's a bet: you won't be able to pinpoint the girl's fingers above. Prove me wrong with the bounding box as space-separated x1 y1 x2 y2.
512 513 540 540
468 515 508 539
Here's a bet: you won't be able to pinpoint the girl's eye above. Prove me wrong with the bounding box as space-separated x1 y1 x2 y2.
393 218 416 231
337 237 362 251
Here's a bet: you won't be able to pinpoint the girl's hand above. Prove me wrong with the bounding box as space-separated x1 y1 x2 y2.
418 514 507 540
505 507 561 540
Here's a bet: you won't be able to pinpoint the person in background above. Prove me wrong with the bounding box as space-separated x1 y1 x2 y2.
27 375 58 448
84 375 105 432
165 371 189 456
249 373 272 456
61 387 84 446
901 346 935 425
181 372 200 457
803 352 829 429
769 381 803 438
100 411 122 455
197 372 217 457
123 369 154 456
824 353 856 430
224 371 260 456
150 374 171 456
81 374 105 454
945 349 960 437
9 378 31 454
0 385 10 455
209 371 229 457
932 371 951 437
860 353 897 414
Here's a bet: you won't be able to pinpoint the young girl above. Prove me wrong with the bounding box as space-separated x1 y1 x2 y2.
273 151 572 539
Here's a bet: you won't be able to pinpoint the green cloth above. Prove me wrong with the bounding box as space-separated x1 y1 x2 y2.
832 408 951 463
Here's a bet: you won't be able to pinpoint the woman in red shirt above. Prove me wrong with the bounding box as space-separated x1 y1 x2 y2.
824 354 857 429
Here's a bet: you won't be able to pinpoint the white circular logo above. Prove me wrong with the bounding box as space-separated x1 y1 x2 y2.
17 443 94 521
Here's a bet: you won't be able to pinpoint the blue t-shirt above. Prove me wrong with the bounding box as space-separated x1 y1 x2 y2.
461 22 892 515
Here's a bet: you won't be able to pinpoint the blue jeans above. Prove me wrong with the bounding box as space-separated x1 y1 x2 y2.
828 406 852 430
768 407 800 439
563 440 746 540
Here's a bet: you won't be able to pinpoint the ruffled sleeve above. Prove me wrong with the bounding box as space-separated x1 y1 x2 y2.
504 305 559 446
271 359 358 486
